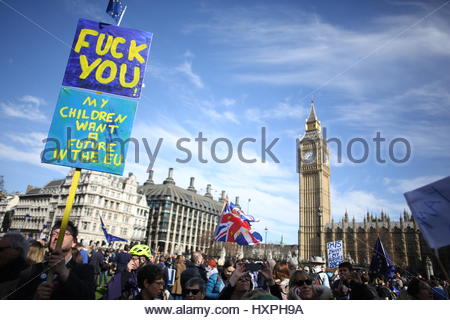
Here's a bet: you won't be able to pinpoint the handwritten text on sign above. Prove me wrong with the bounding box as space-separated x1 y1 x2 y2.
42 87 137 175
62 19 153 98
327 240 344 268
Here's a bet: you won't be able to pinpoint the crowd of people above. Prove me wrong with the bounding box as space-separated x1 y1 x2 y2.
1 220 449 300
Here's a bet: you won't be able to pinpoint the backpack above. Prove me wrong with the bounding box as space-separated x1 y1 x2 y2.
311 272 323 286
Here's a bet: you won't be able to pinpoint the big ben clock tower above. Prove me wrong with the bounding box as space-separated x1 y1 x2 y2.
298 102 331 261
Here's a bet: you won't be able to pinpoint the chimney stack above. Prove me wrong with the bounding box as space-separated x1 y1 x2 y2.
163 168 175 185
187 177 197 193
144 169 154 186
204 184 213 198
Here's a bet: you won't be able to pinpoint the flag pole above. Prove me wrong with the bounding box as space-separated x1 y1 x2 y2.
434 248 450 282
47 168 81 281
209 197 228 251
117 5 127 26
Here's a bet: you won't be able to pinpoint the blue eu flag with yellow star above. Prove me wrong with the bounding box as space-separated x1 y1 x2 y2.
369 237 395 280
106 0 127 25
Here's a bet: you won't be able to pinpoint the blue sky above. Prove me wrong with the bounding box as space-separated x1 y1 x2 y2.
1 0 449 244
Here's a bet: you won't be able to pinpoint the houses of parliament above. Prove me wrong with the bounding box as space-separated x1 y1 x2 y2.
297 103 449 273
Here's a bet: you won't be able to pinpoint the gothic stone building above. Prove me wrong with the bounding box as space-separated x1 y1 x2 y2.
297 103 441 273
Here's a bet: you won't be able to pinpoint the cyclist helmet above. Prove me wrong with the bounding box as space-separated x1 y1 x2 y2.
129 244 151 259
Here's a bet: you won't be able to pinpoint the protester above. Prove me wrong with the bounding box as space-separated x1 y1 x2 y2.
9 220 95 299
429 276 449 300
331 262 376 300
136 264 167 300
89 246 105 287
376 278 393 300
272 262 291 299
99 249 110 288
181 251 207 287
77 244 89 264
219 261 235 287
0 233 31 299
205 258 225 299
115 245 131 272
104 244 151 299
172 255 186 299
183 277 206 300
26 240 45 264
310 256 330 287
288 270 332 300
219 261 281 300
71 247 83 264
218 262 253 300
403 278 434 300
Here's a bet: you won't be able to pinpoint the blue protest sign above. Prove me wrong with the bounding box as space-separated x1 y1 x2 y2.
327 240 344 268
62 18 152 98
41 87 137 175
404 176 450 249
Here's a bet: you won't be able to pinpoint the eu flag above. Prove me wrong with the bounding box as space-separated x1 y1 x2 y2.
106 0 127 25
100 215 127 243
369 237 395 280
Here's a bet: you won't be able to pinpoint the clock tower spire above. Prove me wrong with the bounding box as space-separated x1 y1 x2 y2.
298 102 331 261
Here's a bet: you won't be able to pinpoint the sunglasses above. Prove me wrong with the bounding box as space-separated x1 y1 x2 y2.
184 288 201 295
293 279 312 287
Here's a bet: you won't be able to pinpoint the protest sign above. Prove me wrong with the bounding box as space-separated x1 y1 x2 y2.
42 87 137 175
326 240 344 268
62 18 152 98
404 176 450 249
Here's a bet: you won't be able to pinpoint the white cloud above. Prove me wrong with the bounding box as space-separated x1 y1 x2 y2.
185 5 450 97
221 98 236 106
383 175 444 193
175 61 204 89
0 141 67 175
246 101 307 123
6 132 47 147
331 184 405 221
0 95 47 122
202 108 239 124
20 95 46 106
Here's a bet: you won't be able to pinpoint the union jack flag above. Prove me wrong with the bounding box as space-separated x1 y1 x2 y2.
213 201 262 245
229 202 260 224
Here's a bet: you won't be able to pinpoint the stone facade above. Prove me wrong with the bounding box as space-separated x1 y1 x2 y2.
324 210 433 272
0 193 20 232
141 168 225 255
9 169 149 246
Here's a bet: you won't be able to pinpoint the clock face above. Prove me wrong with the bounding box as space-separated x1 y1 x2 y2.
303 150 315 163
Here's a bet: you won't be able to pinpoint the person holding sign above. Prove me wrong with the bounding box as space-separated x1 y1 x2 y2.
11 220 95 299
